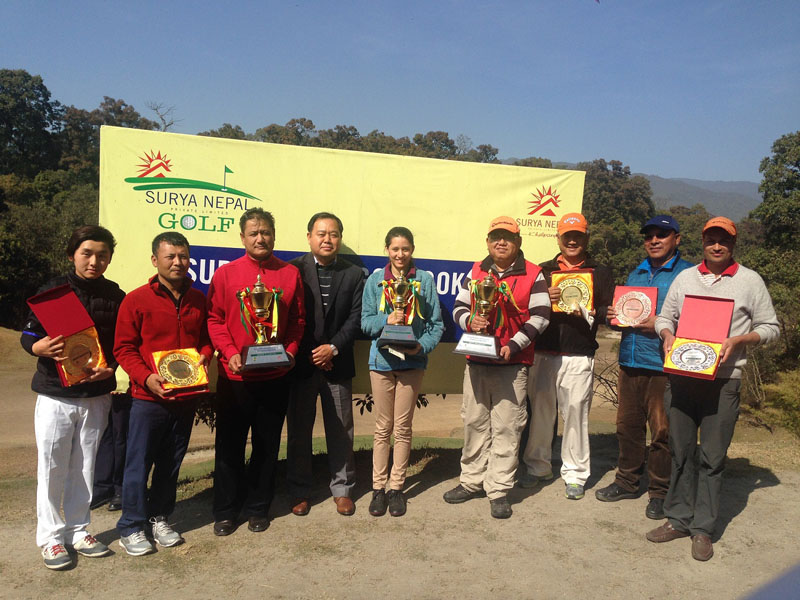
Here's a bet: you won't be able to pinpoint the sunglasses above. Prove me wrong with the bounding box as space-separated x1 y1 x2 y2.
642 230 674 241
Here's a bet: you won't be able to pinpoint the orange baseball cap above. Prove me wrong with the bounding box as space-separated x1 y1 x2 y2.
488 215 520 235
558 213 588 235
703 216 737 237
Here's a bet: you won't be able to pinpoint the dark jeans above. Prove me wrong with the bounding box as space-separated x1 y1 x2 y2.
286 371 355 498
93 392 131 500
212 376 289 521
614 367 671 498
117 398 197 536
664 376 741 537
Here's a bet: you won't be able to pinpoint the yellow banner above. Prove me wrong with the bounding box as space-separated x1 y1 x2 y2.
100 126 584 392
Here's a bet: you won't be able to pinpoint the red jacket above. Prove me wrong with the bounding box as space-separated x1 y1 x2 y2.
207 253 305 381
114 276 213 401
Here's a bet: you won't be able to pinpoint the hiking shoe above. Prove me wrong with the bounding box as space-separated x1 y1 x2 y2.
70 534 111 557
387 489 407 517
119 530 155 556
595 482 637 502
490 497 512 519
518 472 554 489
369 489 387 517
150 516 183 547
42 543 73 570
565 483 585 500
645 497 665 520
443 484 486 504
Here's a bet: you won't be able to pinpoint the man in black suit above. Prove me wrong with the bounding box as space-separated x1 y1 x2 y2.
286 212 365 516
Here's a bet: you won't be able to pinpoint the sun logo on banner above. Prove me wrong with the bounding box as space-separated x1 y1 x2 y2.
528 186 561 217
136 150 172 178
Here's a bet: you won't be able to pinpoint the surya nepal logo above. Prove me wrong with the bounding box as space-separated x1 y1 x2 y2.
123 150 261 233
528 186 560 217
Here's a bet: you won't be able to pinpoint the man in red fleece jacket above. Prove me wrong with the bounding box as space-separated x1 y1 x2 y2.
207 208 305 535
114 232 213 556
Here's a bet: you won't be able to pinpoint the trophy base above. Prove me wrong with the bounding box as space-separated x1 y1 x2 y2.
376 325 418 348
453 333 500 359
241 343 292 370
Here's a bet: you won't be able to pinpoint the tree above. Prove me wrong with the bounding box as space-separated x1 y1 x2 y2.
751 131 800 247
198 123 248 140
146 101 180 131
513 157 553 169
0 69 63 177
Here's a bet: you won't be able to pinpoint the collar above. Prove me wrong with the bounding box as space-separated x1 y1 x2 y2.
313 254 337 267
556 254 586 271
698 260 739 277
245 252 278 269
479 251 527 277
149 274 190 298
637 250 682 273
383 261 416 281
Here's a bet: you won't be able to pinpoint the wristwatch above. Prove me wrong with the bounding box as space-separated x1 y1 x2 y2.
330 344 339 356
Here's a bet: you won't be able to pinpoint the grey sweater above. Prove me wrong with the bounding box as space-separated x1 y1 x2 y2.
655 264 780 379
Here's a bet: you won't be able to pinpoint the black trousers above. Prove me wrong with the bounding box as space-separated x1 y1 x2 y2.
213 376 290 521
93 392 132 500
664 376 740 537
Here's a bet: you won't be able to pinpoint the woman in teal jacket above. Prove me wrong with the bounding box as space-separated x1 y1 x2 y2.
361 226 444 517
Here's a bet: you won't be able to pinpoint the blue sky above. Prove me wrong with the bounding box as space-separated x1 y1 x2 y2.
2 0 797 182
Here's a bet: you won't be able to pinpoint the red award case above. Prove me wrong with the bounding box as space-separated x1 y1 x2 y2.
610 286 657 327
26 284 107 387
662 295 734 380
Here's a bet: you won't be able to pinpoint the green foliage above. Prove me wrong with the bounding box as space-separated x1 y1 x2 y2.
577 159 656 283
513 157 553 168
752 131 800 247
745 368 800 439
0 69 63 177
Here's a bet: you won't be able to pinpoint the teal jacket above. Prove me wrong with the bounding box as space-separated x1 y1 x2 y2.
361 264 444 372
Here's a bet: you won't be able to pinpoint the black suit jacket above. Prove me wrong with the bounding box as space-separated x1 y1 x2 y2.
290 253 365 381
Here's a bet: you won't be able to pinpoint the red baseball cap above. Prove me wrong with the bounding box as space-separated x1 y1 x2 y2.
558 213 588 235
488 216 520 235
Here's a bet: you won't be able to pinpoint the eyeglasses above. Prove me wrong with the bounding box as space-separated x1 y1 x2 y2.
642 230 674 241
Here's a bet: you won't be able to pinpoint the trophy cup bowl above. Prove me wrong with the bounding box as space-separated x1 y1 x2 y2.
239 275 291 370
453 274 501 359
250 274 274 320
391 272 413 313
475 274 499 322
377 271 418 353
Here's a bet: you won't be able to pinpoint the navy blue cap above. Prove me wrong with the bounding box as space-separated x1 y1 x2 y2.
640 215 679 234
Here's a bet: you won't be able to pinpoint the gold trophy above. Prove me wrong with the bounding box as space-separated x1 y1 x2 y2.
377 271 418 352
238 274 290 369
454 274 501 359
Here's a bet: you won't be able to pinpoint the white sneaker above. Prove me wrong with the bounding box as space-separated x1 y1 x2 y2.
42 543 73 570
119 530 155 556
70 533 111 557
150 516 183 547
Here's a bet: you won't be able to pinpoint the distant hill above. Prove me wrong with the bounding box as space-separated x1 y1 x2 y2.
502 158 762 221
643 175 761 221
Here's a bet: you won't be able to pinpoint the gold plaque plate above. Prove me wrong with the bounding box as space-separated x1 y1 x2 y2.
153 348 208 390
59 327 107 386
552 276 593 313
664 337 723 379
615 291 652 326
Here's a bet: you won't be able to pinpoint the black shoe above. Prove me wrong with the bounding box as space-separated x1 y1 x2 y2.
213 519 236 536
248 516 269 532
594 482 637 502
89 494 111 510
490 497 512 519
387 489 406 517
645 497 665 520
107 494 122 512
369 489 387 517
443 484 486 504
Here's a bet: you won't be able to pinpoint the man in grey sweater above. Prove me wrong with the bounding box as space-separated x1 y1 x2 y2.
645 216 779 562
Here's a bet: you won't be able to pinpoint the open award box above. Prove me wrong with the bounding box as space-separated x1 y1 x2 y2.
663 295 734 380
26 284 107 387
551 269 593 313
151 348 209 396
610 286 657 327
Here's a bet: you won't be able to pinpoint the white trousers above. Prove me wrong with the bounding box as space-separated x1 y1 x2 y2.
34 393 110 547
524 353 594 485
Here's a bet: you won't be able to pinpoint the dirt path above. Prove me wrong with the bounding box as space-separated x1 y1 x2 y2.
2 328 799 599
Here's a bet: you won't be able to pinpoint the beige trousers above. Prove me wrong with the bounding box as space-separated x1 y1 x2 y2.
370 369 425 490
459 363 528 500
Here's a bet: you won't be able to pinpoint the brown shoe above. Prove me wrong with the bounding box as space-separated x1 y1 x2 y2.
334 496 355 516
691 534 714 561
292 498 310 516
646 521 689 543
